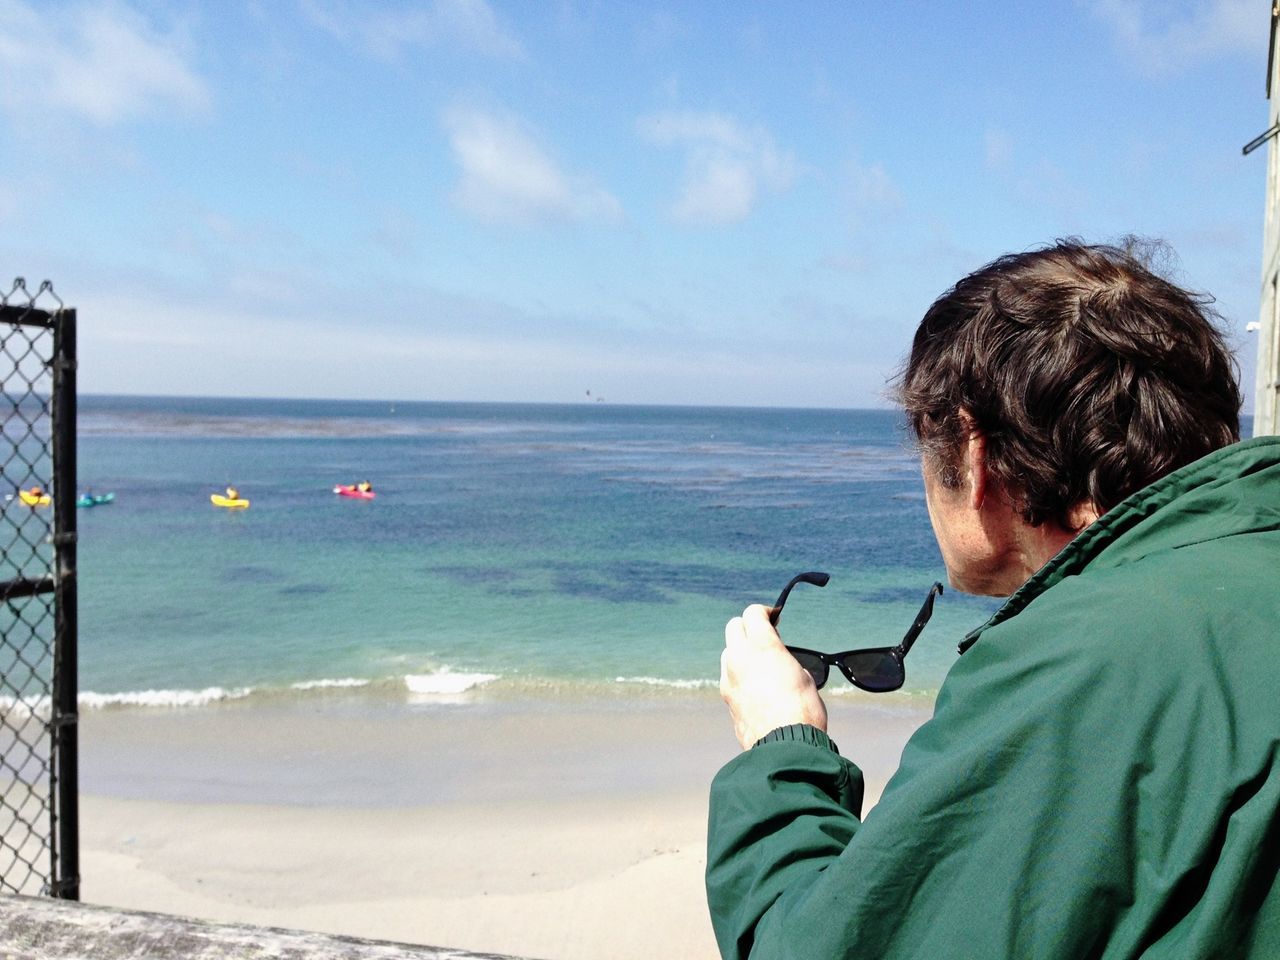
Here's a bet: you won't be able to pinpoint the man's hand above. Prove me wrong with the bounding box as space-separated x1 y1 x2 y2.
721 603 828 750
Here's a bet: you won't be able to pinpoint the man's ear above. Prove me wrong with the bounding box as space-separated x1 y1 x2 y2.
958 411 988 511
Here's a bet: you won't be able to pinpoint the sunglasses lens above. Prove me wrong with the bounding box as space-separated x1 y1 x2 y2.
838 650 904 692
788 650 829 690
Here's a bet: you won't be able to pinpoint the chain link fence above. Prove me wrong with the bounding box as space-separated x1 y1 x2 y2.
0 277 78 899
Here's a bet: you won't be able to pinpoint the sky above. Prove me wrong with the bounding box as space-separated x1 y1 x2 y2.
0 0 1271 409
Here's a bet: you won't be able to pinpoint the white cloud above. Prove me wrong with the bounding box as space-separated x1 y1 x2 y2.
848 161 902 212
0 0 209 126
301 0 524 61
443 106 623 226
637 110 797 226
672 154 757 225
1087 0 1263 75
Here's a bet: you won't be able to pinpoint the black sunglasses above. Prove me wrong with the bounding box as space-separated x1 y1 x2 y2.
768 572 943 693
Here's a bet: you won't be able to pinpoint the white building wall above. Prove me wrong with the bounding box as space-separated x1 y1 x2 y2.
1255 21 1280 437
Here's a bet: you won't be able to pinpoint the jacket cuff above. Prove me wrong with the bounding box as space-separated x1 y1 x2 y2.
753 723 839 755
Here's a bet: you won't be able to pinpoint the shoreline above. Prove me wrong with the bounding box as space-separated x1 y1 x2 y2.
77 689 932 807
77 695 932 958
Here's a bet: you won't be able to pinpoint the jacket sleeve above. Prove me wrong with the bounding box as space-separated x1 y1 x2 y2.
705 605 1184 960
706 733 864 960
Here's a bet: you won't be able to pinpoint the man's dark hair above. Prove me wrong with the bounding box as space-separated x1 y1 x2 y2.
896 238 1241 529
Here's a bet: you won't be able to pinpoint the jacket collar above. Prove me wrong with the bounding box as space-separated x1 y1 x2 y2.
957 435 1280 655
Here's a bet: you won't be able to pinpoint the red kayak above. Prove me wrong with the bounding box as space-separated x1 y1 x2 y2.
333 484 376 500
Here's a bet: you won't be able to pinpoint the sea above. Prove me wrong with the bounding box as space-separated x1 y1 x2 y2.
25 396 1008 714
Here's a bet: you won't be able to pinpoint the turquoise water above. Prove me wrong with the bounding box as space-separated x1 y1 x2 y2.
64 397 999 706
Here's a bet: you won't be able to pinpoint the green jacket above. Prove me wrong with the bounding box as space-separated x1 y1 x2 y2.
707 436 1280 959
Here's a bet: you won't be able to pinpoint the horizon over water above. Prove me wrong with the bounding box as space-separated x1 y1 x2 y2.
9 395 1003 718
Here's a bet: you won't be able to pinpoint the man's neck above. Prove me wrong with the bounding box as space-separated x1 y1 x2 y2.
1004 505 1100 594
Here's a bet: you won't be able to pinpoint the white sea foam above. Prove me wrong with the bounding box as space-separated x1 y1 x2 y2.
404 671 498 695
0 694 52 719
289 678 371 691
78 687 252 709
614 676 717 690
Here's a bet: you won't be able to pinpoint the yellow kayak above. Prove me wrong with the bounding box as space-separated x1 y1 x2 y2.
211 493 250 509
18 490 51 506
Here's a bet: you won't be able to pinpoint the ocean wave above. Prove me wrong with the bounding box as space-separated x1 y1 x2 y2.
1 687 257 717
0 694 52 719
3 671 931 718
822 684 938 704
79 686 253 709
613 676 717 690
0 674 498 715
289 678 371 691
404 671 499 695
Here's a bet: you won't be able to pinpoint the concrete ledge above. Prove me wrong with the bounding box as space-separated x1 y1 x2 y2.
0 895 537 959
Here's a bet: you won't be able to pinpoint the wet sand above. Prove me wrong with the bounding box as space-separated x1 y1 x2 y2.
77 693 931 959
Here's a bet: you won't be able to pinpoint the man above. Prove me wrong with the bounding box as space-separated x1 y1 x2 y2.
707 240 1280 958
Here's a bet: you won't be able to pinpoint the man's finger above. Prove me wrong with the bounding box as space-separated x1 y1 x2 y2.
724 616 745 649
738 603 784 649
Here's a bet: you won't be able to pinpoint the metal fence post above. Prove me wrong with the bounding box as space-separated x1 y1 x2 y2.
51 306 78 900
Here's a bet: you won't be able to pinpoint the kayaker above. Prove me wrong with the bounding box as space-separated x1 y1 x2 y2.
225 485 239 500
356 480 373 493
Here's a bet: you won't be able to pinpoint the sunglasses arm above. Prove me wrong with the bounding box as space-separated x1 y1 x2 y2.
898 582 944 656
768 571 830 627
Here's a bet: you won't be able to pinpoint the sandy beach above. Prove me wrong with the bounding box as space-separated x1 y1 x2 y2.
75 693 930 959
